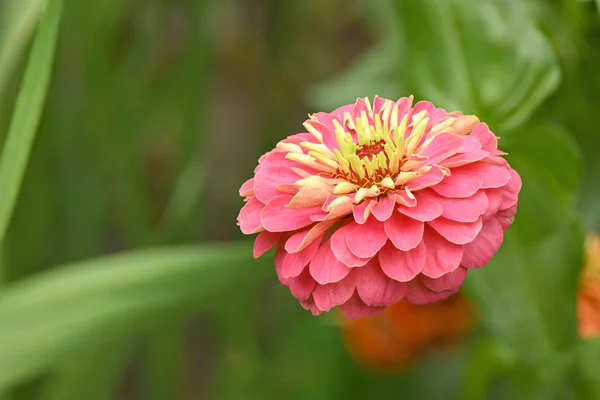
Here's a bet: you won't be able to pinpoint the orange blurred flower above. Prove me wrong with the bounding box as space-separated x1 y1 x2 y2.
578 235 600 339
340 293 476 372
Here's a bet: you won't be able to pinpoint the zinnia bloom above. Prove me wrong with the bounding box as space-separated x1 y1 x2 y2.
578 234 600 338
237 96 521 319
340 293 476 371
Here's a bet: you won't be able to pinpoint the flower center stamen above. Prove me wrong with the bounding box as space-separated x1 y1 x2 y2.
355 139 386 160
288 97 451 203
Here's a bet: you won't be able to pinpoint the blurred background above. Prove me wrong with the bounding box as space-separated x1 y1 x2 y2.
1 0 600 399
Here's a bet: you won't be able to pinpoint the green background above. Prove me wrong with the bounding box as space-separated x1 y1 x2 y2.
0 0 599 398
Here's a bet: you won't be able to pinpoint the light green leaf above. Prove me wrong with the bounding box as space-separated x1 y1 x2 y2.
0 242 270 392
0 0 61 248
465 122 583 374
0 0 47 99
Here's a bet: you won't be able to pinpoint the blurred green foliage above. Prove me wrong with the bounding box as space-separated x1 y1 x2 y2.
0 0 599 399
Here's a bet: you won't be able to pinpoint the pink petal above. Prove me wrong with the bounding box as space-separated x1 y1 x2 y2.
309 239 352 284
421 132 465 165
330 224 371 267
500 191 519 212
288 183 330 208
373 96 388 114
315 194 354 222
281 237 321 278
351 98 374 124
499 168 522 209
384 211 424 251
426 190 489 223
441 137 489 168
288 270 316 301
338 293 384 319
300 298 321 316
355 260 408 307
238 197 265 234
254 159 304 204
428 217 482 245
390 96 413 128
394 190 417 207
473 163 511 189
404 279 456 305
506 168 522 194
406 166 445 191
282 132 320 145
378 241 426 282
409 100 435 121
430 165 483 198
402 154 428 171
419 266 467 292
398 193 443 222
483 189 504 220
312 276 356 312
239 178 254 197
304 119 339 151
253 231 282 258
284 220 335 253
371 195 396 221
261 195 325 232
461 217 504 268
421 227 463 278
497 206 517 231
346 218 388 258
352 199 375 224
442 150 490 168
274 242 289 285
471 123 500 154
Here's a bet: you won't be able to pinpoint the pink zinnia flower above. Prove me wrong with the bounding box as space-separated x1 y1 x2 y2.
237 96 521 319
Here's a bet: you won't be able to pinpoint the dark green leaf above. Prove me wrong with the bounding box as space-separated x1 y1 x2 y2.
42 340 133 400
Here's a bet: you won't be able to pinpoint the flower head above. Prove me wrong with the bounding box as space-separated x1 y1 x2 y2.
340 293 476 371
578 234 600 338
237 96 521 319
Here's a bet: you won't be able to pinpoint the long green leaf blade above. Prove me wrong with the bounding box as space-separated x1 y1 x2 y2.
0 0 47 99
0 0 62 247
0 242 270 392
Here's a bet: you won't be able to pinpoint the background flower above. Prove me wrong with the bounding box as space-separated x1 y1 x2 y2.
340 292 476 372
578 234 600 339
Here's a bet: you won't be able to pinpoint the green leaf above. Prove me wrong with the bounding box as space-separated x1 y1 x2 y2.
42 340 133 400
146 326 185 400
0 242 270 392
395 0 560 132
465 122 583 375
310 0 560 133
461 338 511 400
0 0 61 248
307 0 403 111
576 338 600 398
0 0 47 99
